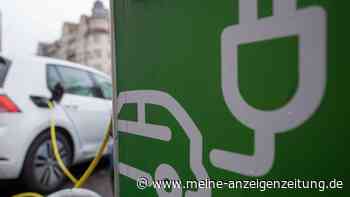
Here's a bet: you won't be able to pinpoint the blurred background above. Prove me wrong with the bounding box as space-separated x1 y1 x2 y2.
1 0 112 75
0 0 114 196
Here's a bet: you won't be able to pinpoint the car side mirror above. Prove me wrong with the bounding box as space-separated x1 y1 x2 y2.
50 83 65 103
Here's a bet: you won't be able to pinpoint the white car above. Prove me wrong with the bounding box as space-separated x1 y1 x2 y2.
0 54 112 193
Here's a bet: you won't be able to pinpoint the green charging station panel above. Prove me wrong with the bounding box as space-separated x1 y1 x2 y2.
113 0 349 196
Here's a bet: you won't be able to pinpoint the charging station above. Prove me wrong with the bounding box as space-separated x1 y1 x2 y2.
112 0 348 196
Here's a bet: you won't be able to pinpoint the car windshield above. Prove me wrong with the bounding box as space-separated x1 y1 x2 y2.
0 60 10 88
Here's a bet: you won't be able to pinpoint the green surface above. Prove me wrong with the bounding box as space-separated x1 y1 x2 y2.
238 36 298 110
114 0 349 196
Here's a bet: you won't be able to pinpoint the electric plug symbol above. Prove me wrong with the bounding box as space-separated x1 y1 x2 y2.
210 0 327 176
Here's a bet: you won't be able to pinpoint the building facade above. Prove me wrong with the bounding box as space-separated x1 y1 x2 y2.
37 0 111 75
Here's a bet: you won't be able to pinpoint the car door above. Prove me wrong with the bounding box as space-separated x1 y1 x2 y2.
53 65 110 154
88 72 113 142
91 73 113 111
90 73 113 137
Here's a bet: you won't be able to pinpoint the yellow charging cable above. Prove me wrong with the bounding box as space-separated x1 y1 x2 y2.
12 101 112 197
49 101 78 184
12 193 43 197
48 101 112 188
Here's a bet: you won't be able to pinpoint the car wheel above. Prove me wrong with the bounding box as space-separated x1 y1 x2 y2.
22 131 73 194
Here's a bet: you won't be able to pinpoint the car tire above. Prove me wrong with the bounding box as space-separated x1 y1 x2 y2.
21 131 73 194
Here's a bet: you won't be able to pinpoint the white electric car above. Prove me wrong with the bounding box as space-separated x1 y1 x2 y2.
0 54 112 193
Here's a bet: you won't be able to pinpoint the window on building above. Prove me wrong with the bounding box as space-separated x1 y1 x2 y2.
67 53 76 62
86 51 93 60
94 49 102 58
93 34 100 43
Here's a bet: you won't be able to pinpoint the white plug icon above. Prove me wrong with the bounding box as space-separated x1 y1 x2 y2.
210 0 327 176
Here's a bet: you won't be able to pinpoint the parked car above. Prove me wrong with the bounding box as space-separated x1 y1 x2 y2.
0 54 112 193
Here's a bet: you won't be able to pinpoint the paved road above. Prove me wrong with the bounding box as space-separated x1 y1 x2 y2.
0 158 114 197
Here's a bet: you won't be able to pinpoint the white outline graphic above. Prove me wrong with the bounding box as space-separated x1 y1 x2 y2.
210 0 327 176
117 0 327 196
118 90 211 197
